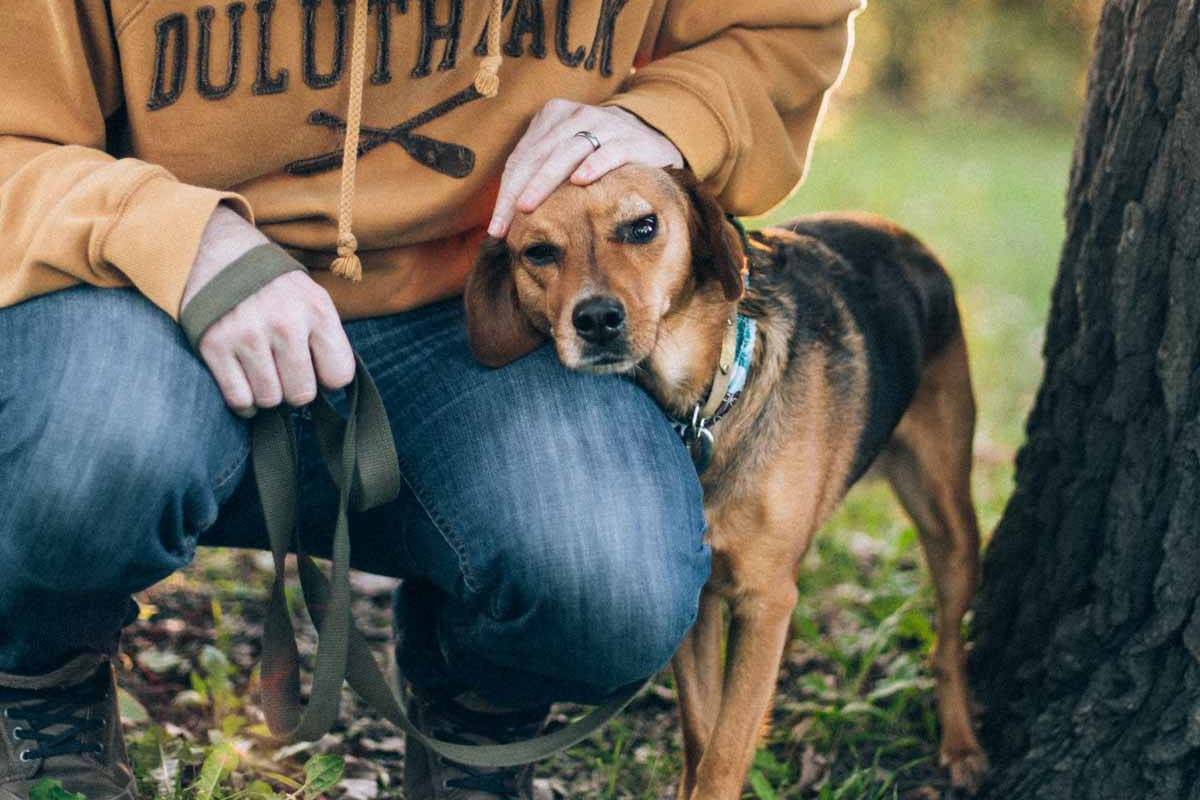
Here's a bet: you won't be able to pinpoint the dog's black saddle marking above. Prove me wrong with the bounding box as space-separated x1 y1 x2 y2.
760 217 960 486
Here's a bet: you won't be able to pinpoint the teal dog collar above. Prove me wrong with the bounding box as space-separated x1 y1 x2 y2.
674 310 757 473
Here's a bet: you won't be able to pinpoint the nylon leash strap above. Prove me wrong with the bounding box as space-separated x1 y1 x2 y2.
252 357 646 767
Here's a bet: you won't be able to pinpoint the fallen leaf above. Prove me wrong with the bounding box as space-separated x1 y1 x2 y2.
117 688 150 724
304 753 346 798
136 649 186 675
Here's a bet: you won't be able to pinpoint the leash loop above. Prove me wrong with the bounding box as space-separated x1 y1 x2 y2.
253 357 646 766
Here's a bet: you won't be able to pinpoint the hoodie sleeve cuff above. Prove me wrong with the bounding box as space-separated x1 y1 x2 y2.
604 79 732 183
99 172 254 320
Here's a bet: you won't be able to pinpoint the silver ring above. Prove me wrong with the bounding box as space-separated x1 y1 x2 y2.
573 130 601 151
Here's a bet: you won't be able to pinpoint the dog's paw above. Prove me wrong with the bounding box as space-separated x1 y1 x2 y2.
942 746 989 795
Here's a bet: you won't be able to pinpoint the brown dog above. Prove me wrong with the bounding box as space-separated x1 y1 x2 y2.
464 165 987 799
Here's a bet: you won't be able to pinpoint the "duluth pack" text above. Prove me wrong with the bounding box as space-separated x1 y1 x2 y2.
146 0 630 110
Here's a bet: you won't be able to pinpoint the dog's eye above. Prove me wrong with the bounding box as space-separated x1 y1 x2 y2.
522 243 560 266
620 215 658 244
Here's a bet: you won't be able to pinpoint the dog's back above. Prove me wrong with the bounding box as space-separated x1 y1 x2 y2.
763 213 962 484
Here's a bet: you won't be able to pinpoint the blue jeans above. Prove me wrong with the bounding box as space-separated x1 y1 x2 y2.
0 287 709 707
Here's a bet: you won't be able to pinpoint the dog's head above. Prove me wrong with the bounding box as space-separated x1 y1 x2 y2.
465 165 745 371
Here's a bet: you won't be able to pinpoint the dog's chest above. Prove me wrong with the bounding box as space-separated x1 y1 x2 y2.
699 491 780 595
701 519 803 598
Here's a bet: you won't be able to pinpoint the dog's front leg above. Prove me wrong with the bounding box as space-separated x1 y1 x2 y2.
689 582 796 800
673 588 725 799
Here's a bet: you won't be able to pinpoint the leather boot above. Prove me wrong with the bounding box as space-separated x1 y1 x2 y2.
0 656 136 800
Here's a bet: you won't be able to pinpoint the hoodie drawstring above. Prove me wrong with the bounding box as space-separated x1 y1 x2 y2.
474 0 504 97
329 0 370 282
331 0 504 283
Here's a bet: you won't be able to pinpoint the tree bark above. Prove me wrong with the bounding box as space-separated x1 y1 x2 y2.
970 2 1200 798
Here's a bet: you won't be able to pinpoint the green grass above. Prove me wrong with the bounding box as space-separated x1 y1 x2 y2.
122 103 1074 798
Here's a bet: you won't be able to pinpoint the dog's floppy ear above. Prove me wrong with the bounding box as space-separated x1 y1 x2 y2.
667 167 745 301
464 237 545 367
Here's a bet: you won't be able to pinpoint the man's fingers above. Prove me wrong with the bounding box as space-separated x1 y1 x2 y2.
310 316 356 391
519 98 579 145
491 143 555 236
490 153 533 237
272 326 319 407
235 336 285 409
525 98 580 136
511 99 584 167
570 138 633 184
490 100 586 236
206 353 257 418
515 133 597 213
192 271 352 416
489 101 684 236
488 187 520 237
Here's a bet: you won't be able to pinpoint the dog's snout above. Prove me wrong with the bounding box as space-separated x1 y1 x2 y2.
572 297 626 344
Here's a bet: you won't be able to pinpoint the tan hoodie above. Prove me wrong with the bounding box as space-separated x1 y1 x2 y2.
0 0 861 321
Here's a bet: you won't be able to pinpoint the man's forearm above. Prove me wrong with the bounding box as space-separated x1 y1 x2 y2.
181 205 272 310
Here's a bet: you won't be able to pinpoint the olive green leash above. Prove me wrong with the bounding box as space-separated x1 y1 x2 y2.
181 245 645 767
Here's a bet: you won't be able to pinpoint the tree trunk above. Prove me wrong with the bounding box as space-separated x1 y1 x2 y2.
970 2 1200 798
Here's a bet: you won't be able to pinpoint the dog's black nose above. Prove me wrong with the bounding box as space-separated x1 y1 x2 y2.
572 297 626 344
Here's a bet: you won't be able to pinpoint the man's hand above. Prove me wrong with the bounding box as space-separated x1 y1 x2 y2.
488 101 684 238
182 206 356 418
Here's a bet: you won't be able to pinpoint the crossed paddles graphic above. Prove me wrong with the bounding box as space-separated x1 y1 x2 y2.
285 85 483 179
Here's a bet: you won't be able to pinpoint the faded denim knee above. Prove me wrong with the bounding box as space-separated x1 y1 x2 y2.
414 363 711 705
0 288 249 673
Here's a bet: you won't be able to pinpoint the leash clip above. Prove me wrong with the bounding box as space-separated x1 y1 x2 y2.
682 404 716 474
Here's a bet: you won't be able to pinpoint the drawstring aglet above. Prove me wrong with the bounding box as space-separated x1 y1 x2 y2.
475 0 504 98
474 55 502 98
331 237 363 282
330 0 368 284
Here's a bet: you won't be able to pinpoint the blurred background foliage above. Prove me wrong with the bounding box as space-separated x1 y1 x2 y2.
844 0 1101 123
754 0 1106 486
